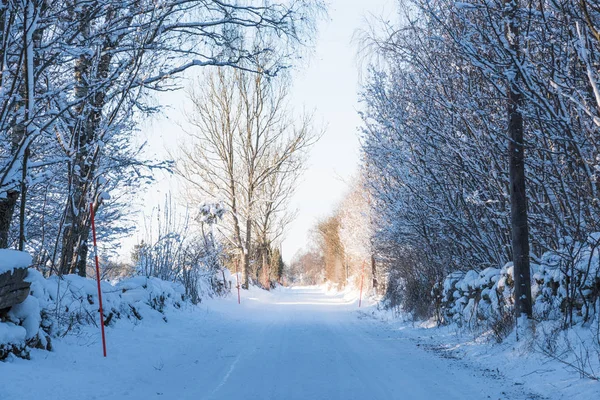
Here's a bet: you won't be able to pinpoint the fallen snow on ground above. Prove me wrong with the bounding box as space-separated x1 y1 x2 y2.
2 285 597 399
365 307 600 400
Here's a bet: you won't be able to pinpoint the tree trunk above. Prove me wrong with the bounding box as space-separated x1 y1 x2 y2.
59 5 110 277
506 0 533 319
0 192 19 248
345 259 349 283
75 223 91 276
19 0 36 251
18 148 29 251
243 217 251 289
371 253 378 295
59 136 92 277
262 244 269 290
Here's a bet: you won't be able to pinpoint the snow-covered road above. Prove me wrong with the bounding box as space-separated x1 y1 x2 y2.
2 287 542 399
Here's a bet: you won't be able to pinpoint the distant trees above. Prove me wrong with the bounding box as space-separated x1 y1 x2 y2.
269 246 285 284
316 212 345 286
338 178 378 293
176 66 318 288
359 0 600 326
0 0 324 281
287 246 323 286
291 178 379 293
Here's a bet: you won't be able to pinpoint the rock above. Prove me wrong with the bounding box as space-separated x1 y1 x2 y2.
0 268 31 311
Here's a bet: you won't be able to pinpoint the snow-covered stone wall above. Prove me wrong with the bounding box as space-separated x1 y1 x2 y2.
441 235 600 330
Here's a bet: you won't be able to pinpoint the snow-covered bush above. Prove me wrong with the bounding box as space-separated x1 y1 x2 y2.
360 0 600 333
1 267 187 360
133 235 225 304
440 265 514 341
132 199 228 304
532 235 600 325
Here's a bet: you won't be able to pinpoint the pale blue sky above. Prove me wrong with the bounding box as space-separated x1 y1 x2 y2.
281 0 394 261
133 0 395 263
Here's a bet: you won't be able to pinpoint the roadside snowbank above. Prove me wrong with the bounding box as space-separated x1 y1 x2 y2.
1 267 187 360
363 305 600 400
323 281 380 307
365 236 600 397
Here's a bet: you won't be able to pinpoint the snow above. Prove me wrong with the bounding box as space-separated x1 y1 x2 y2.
8 297 41 340
442 236 600 330
1 269 187 359
2 286 596 399
0 323 26 347
0 249 32 274
370 307 600 400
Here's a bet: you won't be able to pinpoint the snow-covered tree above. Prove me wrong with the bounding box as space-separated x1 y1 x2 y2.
0 0 325 281
359 0 600 323
338 177 379 293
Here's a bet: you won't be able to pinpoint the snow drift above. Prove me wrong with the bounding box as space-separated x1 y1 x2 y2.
1 251 189 360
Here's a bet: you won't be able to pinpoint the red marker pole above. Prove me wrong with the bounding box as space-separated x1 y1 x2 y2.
90 202 107 357
358 261 365 308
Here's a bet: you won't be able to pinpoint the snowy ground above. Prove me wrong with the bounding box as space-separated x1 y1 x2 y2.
2 286 597 399
365 308 600 400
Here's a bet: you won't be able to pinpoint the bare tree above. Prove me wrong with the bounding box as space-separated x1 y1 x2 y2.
176 66 318 288
53 0 324 277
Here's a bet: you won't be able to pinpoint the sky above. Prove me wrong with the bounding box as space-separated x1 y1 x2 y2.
131 0 395 264
280 0 395 262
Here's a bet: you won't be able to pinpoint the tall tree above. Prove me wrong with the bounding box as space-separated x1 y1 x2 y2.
0 0 44 249
177 66 317 288
0 0 323 275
